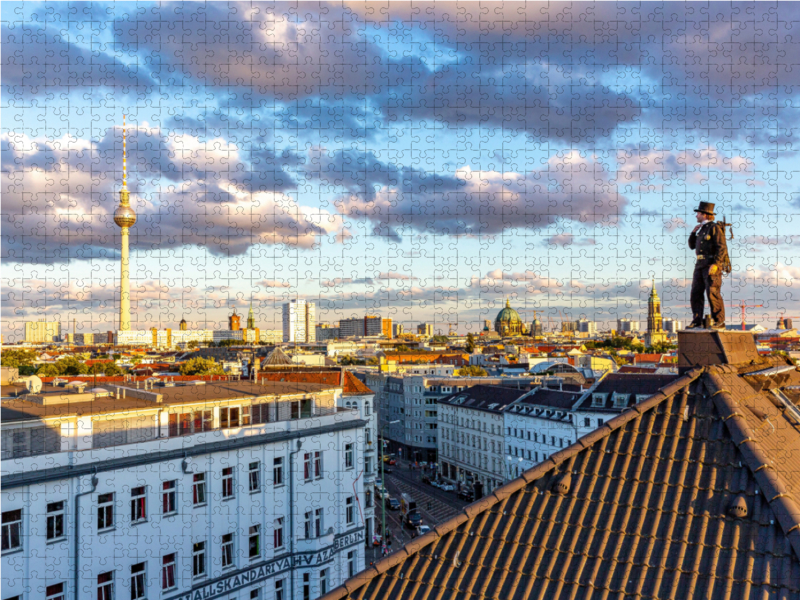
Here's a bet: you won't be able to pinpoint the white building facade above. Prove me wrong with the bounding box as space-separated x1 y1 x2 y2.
1 380 366 600
282 301 316 343
24 321 61 343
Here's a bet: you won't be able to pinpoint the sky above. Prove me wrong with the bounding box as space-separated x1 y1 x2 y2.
2 1 800 340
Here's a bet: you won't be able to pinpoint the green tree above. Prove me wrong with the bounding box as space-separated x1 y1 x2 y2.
455 365 488 377
186 341 200 349
0 349 38 369
217 339 238 348
431 335 449 344
88 363 107 375
104 362 123 376
36 364 61 377
648 341 677 354
179 357 225 376
466 333 476 354
366 356 380 366
56 356 88 375
395 344 410 352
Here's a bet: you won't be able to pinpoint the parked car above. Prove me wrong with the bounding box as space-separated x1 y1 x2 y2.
383 467 393 474
387 458 397 465
416 525 431 536
421 475 431 485
439 483 456 492
374 485 389 499
430 480 443 489
405 512 422 529
419 461 428 468
458 488 474 501
386 497 401 511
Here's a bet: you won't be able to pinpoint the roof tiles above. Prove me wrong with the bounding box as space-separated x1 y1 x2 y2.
322 362 800 600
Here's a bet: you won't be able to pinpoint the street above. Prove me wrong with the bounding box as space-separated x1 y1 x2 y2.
367 458 471 563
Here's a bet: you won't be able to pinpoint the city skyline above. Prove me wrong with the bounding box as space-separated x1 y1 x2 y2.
3 2 800 342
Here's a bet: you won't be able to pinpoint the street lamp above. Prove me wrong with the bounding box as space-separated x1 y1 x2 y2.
380 419 400 556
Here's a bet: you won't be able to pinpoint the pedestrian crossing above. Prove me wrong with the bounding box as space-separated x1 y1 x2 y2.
387 477 462 525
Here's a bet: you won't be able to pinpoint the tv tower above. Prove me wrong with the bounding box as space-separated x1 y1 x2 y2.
114 115 137 331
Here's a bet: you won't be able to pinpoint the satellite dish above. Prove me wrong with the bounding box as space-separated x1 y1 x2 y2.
21 375 43 394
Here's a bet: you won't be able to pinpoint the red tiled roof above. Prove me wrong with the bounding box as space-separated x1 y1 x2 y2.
633 353 664 363
322 357 800 600
258 370 374 396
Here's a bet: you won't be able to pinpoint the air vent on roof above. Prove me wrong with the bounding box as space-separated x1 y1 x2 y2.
552 473 572 495
728 494 748 519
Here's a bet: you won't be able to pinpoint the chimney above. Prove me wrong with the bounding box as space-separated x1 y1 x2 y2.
677 330 761 374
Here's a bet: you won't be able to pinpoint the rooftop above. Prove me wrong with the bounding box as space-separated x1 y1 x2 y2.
322 332 800 600
437 385 530 412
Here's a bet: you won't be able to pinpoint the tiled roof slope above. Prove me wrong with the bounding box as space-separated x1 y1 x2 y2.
257 370 374 395
323 358 800 600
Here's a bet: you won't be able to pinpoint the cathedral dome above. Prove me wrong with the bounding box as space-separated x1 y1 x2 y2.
495 298 524 336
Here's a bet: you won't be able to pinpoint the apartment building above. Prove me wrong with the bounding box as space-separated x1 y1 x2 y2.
1 379 366 600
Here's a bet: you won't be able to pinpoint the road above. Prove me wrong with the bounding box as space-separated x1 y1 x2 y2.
367 459 470 563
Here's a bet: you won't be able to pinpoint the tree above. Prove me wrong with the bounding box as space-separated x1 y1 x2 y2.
186 341 199 349
648 341 677 354
367 357 380 366
56 356 89 375
36 364 61 377
217 339 238 348
104 363 123 377
431 335 449 344
88 363 107 375
465 333 476 354
455 365 488 377
0 349 38 369
179 357 225 376
395 344 410 352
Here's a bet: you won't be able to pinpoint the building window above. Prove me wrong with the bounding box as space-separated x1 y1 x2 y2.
584 418 590 427
248 462 260 493
46 501 65 541
319 569 328 595
222 467 234 499
220 407 240 429
598 418 604 427
250 590 260 600
347 550 356 577
275 580 284 600
161 553 176 590
273 458 284 486
345 444 354 469
304 511 313 539
193 474 206 506
314 451 322 479
274 518 284 550
303 453 312 481
97 572 114 600
249 525 260 559
221 533 234 568
46 583 65 600
314 509 323 537
365 489 372 508
192 541 206 577
97 494 114 531
131 486 146 523
162 481 177 515
130 563 146 600
303 573 310 600
241 406 251 426
346 497 355 525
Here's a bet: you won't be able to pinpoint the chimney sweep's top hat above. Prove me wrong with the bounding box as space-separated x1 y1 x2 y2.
694 201 715 215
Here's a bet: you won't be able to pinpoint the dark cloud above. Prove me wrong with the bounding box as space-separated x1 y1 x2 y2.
2 23 156 96
306 149 627 237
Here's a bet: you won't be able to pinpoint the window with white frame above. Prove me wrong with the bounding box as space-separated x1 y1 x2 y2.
347 550 356 577
249 525 260 559
192 473 206 506
274 518 284 549
221 533 234 568
162 481 177 515
222 467 234 499
314 509 323 537
130 563 146 600
220 407 240 428
303 453 312 481
248 462 260 492
344 444 354 469
275 579 284 600
250 589 260 600
192 541 206 577
303 573 310 600
319 569 328 595
97 572 114 600
273 458 284 486
304 511 313 539
97 494 114 531
45 583 65 600
46 501 65 541
314 451 322 478
130 486 146 523
162 553 176 590
346 496 355 525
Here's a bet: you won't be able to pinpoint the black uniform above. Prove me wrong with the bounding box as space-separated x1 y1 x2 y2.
688 220 727 325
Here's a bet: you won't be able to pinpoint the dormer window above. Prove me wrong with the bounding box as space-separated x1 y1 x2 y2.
592 394 606 407
613 393 628 408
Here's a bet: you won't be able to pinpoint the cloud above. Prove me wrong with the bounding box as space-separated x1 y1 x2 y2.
312 150 627 238
2 23 156 96
1 128 336 264
545 233 596 247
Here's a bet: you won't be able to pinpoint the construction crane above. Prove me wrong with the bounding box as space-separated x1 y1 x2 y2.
776 313 799 330
448 322 458 336
733 301 763 331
